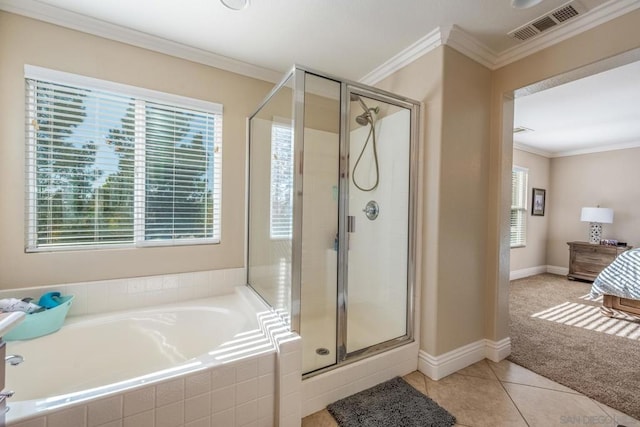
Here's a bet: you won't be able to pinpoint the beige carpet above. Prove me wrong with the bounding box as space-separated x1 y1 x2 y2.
509 273 640 419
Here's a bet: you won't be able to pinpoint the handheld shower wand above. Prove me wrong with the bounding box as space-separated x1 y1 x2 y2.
350 94 380 192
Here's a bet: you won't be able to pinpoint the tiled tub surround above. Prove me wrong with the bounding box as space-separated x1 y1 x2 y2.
7 352 278 427
0 271 303 427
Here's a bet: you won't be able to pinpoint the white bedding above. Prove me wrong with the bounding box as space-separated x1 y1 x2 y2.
590 248 640 300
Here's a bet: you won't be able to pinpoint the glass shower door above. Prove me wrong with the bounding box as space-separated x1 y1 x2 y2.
299 73 341 373
344 89 413 355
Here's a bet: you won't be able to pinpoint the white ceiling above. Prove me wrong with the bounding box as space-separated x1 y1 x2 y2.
0 0 624 81
2 0 639 155
514 59 640 157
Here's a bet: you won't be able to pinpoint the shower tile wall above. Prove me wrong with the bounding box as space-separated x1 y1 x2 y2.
347 109 411 352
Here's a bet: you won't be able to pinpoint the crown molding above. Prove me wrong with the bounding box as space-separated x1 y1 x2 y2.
550 140 640 158
513 142 553 158
2 0 639 86
494 0 640 69
361 0 640 84
0 0 283 84
359 27 444 85
514 139 640 158
443 25 498 69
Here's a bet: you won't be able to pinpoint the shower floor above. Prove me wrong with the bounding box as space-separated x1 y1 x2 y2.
301 302 406 374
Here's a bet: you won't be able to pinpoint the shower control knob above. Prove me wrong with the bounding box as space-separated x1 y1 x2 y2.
363 200 379 220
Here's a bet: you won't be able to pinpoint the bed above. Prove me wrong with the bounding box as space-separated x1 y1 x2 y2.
590 248 640 319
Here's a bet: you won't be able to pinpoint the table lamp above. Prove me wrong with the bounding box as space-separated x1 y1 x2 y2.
580 207 613 244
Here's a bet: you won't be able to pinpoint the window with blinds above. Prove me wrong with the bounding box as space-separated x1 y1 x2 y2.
511 166 528 248
25 66 222 251
270 123 294 240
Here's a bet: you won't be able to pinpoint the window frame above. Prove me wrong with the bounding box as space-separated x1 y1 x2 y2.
511 165 528 248
24 65 223 252
269 120 294 240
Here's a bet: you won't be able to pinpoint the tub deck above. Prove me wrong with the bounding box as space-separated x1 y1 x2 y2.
5 287 277 423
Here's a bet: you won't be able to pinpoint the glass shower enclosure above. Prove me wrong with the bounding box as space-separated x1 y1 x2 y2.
247 66 419 375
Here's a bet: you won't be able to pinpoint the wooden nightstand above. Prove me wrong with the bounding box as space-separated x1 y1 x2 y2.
567 241 631 282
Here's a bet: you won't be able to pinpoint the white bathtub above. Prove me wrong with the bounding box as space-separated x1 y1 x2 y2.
3 286 288 426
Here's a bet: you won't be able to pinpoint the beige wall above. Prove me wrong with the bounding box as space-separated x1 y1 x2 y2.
437 48 492 354
4 4 640 361
547 148 640 268
510 147 639 273
489 8 640 342
0 12 274 288
375 46 492 355
510 149 550 272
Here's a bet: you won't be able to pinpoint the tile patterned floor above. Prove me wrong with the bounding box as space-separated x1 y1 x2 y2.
301 359 640 427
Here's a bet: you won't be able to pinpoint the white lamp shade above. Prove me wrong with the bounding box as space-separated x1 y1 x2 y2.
580 207 614 224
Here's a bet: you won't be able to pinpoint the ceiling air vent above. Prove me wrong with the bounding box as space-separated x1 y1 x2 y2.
508 0 589 42
532 16 557 32
553 4 580 22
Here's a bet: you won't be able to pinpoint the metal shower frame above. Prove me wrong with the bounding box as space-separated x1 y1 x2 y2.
247 65 421 376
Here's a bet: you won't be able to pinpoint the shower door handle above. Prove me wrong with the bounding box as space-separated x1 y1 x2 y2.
347 215 355 233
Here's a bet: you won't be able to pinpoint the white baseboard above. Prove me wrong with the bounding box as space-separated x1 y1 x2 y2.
546 265 569 276
510 265 569 279
510 265 547 280
485 337 511 362
418 338 511 380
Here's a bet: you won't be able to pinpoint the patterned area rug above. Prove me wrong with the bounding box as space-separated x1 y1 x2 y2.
327 377 456 427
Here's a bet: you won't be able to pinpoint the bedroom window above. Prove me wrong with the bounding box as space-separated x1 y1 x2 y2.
511 166 528 248
25 66 223 252
269 123 294 240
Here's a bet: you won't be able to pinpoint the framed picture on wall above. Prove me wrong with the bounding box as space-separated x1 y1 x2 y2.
532 188 546 216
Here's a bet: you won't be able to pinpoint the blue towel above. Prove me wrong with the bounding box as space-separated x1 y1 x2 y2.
38 292 62 309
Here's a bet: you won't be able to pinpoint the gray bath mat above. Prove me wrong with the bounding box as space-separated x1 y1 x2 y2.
327 376 456 427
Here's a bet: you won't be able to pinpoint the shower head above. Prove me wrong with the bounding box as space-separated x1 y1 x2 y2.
355 113 370 126
355 113 369 126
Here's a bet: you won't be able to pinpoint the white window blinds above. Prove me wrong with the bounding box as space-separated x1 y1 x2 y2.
270 123 294 240
511 166 528 248
25 68 222 251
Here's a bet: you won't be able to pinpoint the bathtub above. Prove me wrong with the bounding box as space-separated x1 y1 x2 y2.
3 286 297 427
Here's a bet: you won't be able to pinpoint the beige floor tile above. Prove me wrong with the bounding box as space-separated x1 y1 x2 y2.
487 359 579 394
503 382 612 427
402 371 428 394
594 401 640 427
301 409 338 427
425 373 527 427
456 360 498 380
